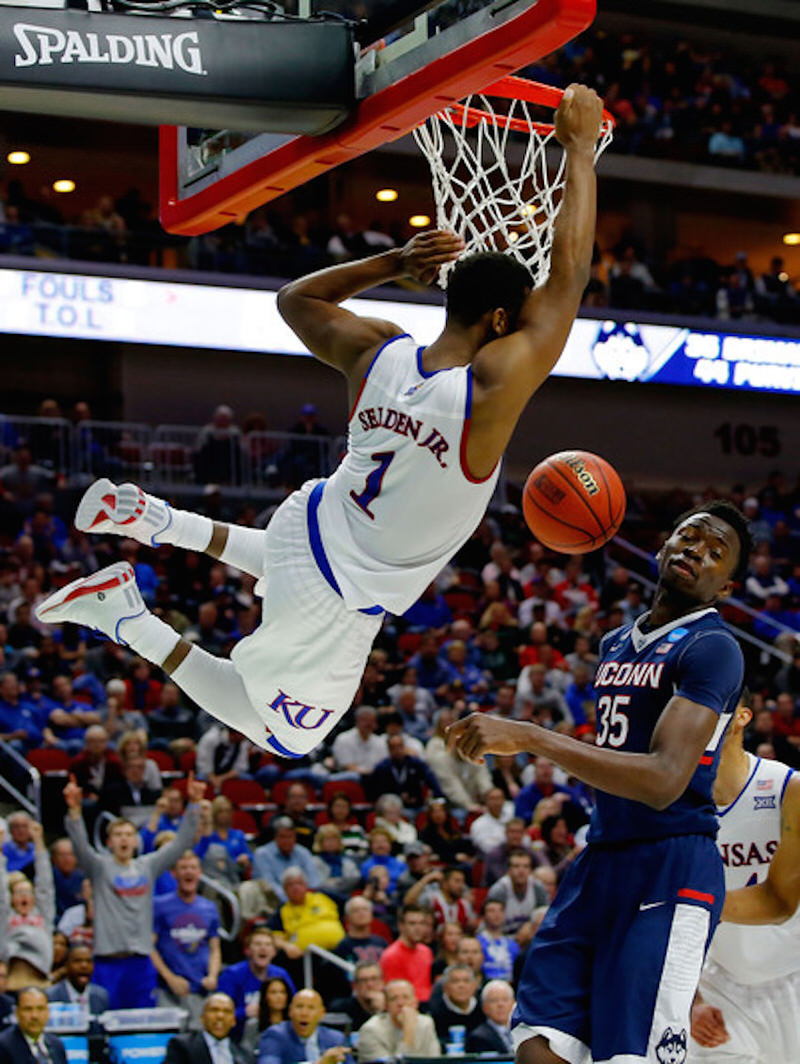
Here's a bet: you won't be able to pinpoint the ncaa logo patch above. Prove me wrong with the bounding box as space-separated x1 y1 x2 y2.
667 627 689 643
754 795 776 810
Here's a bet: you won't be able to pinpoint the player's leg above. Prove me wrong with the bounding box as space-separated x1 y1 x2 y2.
517 1037 569 1064
590 836 724 1064
34 562 268 748
75 478 266 577
511 851 595 1064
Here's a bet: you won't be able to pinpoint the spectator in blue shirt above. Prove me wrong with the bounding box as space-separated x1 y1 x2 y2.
476 899 519 981
141 789 187 854
152 851 221 1028
50 838 85 919
195 795 252 885
513 757 578 825
252 820 320 904
2 812 35 874
563 664 597 728
442 641 486 694
408 634 452 694
0 671 43 750
360 828 406 894
403 583 453 633
46 675 103 755
218 928 295 1041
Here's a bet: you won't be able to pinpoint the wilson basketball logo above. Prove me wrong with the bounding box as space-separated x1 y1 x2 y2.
562 453 600 496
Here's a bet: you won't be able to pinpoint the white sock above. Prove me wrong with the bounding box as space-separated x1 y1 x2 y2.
118 609 181 665
159 506 214 553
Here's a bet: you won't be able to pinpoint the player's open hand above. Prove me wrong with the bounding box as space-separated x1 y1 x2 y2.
554 83 603 153
690 1002 729 1047
400 229 465 285
445 712 531 763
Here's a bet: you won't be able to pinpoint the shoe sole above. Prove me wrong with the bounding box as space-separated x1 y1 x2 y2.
75 478 146 534
36 563 135 623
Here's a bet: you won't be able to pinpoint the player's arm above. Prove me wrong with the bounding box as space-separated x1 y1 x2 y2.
469 85 601 423
722 773 800 924
446 695 718 810
276 232 464 378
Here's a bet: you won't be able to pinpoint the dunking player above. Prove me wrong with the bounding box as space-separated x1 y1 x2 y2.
448 501 751 1064
35 85 603 760
688 699 800 1064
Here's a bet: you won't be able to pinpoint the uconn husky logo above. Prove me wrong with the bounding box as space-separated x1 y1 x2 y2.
655 1027 687 1064
268 690 334 731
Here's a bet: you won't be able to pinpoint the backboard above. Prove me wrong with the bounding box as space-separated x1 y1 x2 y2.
159 0 597 236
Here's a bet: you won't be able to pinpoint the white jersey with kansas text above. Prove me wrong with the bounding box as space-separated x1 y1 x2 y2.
317 333 501 613
708 752 800 984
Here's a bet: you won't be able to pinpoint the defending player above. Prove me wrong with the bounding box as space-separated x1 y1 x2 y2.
688 699 800 1064
447 502 751 1064
35 85 603 760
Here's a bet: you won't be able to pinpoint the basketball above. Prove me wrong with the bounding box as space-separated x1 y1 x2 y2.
523 450 626 554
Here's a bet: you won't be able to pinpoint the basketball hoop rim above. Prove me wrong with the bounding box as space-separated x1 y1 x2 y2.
436 75 615 134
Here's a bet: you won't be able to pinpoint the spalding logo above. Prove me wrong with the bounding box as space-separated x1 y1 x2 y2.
13 23 207 75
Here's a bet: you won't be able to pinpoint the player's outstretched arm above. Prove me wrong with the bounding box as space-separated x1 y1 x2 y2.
722 774 800 924
470 84 601 421
276 231 464 379
446 694 718 811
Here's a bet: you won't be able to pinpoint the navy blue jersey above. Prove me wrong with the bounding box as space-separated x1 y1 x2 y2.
588 607 744 845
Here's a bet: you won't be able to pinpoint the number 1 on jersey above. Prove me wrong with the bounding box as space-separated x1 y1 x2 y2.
350 451 395 519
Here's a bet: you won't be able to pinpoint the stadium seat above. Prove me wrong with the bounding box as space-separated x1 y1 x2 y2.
398 632 424 658
370 918 395 943
147 749 176 772
221 779 269 807
27 749 70 773
322 779 366 805
179 749 197 773
231 809 259 836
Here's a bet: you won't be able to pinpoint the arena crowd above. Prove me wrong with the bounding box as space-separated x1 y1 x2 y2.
0 421 799 1061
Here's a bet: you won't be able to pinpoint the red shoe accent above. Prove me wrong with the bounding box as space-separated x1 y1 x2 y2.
101 494 116 507
88 509 111 529
39 573 128 615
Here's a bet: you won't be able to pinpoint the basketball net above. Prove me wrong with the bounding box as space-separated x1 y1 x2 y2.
413 77 614 287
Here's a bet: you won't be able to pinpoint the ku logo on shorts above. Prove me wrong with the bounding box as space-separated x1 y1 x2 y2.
268 690 335 731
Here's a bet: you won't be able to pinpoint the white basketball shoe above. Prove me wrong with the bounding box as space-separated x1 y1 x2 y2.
75 478 172 547
35 562 145 646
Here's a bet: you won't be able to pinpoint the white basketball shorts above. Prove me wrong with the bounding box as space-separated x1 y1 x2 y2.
688 961 800 1064
230 479 384 757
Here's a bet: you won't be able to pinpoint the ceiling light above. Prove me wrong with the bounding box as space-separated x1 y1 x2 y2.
53 179 76 193
409 214 430 228
7 151 30 165
376 188 398 202
783 233 800 246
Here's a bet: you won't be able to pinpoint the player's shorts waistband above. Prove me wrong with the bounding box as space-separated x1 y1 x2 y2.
307 481 384 617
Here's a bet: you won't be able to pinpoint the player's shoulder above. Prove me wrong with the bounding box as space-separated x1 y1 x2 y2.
782 769 800 812
599 622 634 656
676 611 742 657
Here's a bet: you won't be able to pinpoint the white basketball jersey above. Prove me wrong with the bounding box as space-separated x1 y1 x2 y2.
317 333 501 613
708 753 800 984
